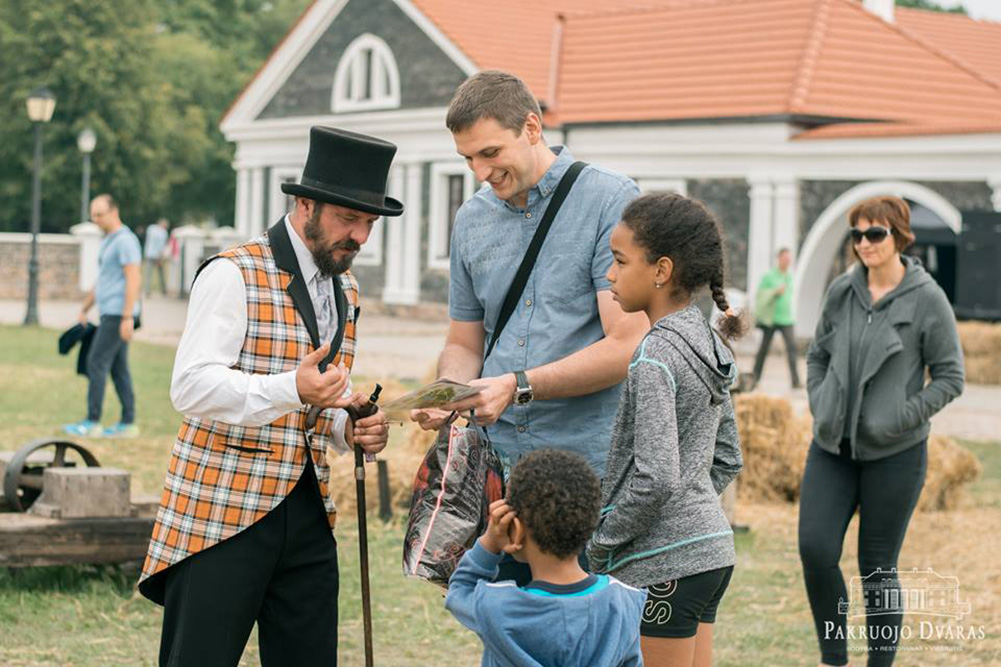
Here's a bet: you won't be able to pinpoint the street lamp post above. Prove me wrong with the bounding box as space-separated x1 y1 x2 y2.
77 127 96 223
23 87 56 326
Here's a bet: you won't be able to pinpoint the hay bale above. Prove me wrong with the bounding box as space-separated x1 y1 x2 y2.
733 394 811 503
328 364 459 519
733 394 982 512
917 435 982 512
957 321 1001 385
326 420 433 519
957 321 1001 358
964 357 1001 385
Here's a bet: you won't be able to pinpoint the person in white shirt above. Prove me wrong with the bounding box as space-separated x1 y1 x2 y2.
138 126 403 667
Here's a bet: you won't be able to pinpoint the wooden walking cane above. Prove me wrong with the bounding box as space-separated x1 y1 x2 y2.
347 383 382 667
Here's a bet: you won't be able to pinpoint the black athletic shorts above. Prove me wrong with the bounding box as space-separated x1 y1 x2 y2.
640 566 734 638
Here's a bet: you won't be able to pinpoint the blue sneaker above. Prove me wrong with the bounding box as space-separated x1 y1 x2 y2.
64 420 102 437
103 422 140 438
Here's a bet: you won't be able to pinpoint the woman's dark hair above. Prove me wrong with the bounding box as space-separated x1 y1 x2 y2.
621 192 748 340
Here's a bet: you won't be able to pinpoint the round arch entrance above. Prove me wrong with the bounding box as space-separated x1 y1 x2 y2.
793 181 961 337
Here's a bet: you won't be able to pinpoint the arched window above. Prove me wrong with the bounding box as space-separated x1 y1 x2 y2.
332 34 401 113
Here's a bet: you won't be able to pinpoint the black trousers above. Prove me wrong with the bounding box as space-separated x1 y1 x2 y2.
159 464 339 667
752 324 800 386
87 315 135 423
798 440 927 667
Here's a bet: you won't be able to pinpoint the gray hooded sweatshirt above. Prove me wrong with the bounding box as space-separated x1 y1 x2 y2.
587 305 743 588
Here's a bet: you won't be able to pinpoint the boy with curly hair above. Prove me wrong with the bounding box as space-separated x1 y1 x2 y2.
446 449 646 666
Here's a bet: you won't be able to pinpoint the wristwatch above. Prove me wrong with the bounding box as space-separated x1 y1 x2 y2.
513 370 534 405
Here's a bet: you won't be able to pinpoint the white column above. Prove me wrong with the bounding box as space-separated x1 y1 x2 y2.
383 163 422 305
382 165 409 304
173 225 207 296
234 168 251 238
773 178 800 259
70 222 103 291
989 175 1001 212
401 163 422 303
746 178 774 305
249 167 266 238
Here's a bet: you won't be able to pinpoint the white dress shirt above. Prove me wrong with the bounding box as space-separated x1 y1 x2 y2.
170 216 349 451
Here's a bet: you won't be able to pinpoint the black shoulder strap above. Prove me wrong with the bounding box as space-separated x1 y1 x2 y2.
484 161 587 360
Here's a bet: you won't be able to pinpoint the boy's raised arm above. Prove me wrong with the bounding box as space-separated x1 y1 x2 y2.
444 541 503 632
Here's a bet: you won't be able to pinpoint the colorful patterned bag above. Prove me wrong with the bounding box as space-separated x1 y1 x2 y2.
403 421 505 588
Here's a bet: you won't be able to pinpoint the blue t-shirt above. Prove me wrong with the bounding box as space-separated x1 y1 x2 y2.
96 226 142 317
448 146 639 475
446 542 646 667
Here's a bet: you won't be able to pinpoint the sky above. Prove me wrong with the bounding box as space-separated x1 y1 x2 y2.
940 0 1001 21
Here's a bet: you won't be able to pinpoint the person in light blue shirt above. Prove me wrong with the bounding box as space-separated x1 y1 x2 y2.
65 194 142 438
411 69 647 482
446 450 646 667
143 218 170 296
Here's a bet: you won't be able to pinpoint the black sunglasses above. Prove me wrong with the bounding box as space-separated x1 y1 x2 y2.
850 227 891 244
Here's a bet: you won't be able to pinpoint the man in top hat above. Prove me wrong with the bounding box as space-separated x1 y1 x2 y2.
138 127 401 666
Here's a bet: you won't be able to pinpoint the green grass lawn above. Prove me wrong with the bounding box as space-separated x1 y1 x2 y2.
0 325 998 665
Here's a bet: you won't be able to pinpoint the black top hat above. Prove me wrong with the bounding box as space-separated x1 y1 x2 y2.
281 126 405 217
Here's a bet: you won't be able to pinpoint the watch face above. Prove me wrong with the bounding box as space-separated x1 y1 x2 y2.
515 389 532 405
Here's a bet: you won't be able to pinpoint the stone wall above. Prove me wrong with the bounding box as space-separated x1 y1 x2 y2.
0 236 82 299
688 179 751 291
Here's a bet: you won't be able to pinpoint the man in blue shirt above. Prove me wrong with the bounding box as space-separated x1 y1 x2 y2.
412 70 646 485
65 194 142 438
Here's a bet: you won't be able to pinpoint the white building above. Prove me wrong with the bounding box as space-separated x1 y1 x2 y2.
220 0 1001 336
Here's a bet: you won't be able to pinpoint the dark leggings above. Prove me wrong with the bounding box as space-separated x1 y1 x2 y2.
798 439 927 667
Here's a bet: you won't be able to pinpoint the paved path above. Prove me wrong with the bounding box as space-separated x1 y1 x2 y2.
2 298 998 442
0 297 447 382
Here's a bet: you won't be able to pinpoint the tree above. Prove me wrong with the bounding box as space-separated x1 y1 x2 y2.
0 0 181 232
0 0 310 233
897 0 968 15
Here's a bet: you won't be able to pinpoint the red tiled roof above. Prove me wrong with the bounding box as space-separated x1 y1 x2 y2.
794 119 1001 140
553 0 1001 126
410 0 684 103
896 6 1001 88
227 0 1001 139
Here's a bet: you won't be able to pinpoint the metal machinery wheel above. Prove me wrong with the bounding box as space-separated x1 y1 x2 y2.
2 439 100 512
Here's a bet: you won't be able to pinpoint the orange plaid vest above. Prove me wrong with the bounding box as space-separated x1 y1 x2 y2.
139 228 358 602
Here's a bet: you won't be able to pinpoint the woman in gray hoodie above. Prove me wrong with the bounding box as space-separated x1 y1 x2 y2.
800 196 964 667
587 193 744 667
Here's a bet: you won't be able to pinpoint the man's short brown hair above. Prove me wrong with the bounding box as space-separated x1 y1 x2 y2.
848 195 915 252
445 70 542 134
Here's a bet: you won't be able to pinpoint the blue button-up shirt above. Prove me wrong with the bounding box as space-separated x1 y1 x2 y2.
448 147 640 475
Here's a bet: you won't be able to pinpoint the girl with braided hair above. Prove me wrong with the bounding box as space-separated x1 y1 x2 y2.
587 192 746 667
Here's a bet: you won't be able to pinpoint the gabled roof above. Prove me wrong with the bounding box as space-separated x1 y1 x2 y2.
410 0 680 104
224 0 1001 139
552 0 1001 130
897 6 1001 88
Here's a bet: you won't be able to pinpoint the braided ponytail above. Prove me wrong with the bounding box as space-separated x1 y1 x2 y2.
711 272 748 341
621 192 747 340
